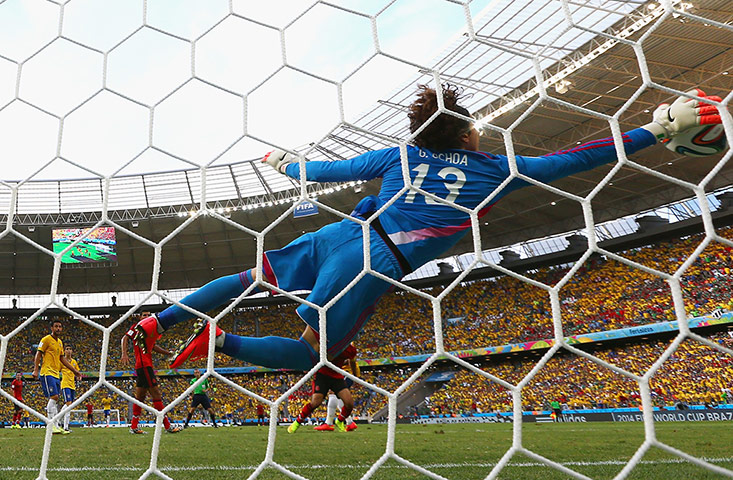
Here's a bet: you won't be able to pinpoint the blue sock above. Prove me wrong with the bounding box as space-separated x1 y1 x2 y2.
157 271 261 331
219 334 317 371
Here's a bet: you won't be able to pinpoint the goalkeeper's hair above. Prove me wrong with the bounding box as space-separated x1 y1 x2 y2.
408 83 472 151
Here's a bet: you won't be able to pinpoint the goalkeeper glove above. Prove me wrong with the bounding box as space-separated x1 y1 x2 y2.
642 88 722 142
262 149 297 175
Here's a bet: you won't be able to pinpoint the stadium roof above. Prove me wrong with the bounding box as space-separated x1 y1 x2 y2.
1 0 731 295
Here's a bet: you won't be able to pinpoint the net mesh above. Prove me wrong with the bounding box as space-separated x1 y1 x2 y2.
0 0 731 478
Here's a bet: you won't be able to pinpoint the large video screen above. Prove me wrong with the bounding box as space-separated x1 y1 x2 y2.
52 227 117 264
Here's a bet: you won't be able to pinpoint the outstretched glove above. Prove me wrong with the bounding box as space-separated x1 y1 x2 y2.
642 88 722 142
262 149 297 174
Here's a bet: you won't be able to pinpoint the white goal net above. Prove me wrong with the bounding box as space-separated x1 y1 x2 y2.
0 1 731 479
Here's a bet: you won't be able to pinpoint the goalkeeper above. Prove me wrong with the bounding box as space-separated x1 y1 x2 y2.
130 85 722 371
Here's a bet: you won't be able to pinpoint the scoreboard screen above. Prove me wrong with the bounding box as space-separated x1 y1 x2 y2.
52 227 117 264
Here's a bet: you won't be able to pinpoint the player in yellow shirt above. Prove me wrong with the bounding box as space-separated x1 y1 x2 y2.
224 403 233 426
102 396 113 427
60 346 80 433
32 320 81 435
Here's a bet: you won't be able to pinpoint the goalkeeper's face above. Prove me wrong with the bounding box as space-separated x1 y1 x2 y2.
466 127 480 152
459 126 480 152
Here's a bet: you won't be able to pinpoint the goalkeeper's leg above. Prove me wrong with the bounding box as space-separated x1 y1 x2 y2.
153 269 267 333
150 231 329 336
149 222 393 342
168 234 396 370
169 320 318 371
219 330 318 370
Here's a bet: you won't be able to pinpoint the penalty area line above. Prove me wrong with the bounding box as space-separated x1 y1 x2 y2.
2 457 733 472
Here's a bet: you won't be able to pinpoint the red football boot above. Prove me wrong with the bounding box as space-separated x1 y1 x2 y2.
313 422 334 431
169 320 223 369
346 422 358 432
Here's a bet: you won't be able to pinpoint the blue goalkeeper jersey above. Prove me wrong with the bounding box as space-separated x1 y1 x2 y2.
283 128 656 272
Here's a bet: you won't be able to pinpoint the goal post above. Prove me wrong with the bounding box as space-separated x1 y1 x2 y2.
69 409 121 427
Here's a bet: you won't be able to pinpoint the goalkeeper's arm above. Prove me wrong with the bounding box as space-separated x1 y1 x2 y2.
510 88 723 189
262 148 395 182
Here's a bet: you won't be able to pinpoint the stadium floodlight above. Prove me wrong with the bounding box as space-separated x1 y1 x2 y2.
554 79 571 94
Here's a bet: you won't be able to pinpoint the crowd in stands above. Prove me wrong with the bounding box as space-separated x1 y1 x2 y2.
2 228 732 424
427 332 733 416
2 330 730 425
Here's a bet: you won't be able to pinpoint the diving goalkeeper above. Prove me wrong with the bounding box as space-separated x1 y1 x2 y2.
129 86 721 372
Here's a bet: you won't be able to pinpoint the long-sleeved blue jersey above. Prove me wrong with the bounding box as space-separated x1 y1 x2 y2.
283 128 657 273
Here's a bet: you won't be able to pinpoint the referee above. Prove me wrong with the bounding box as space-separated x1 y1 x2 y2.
183 369 218 428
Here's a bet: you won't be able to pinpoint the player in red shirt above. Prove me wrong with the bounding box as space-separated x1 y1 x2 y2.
288 344 359 433
10 373 24 429
121 314 182 435
255 403 266 426
85 401 94 427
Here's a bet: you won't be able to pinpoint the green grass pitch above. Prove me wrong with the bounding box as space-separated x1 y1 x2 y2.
1 422 731 479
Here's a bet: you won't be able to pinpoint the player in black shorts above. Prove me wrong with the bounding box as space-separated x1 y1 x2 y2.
184 370 219 428
288 344 358 433
121 317 182 434
136 366 158 388
313 372 348 399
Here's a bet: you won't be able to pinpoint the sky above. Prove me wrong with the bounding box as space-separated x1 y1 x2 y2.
0 0 495 182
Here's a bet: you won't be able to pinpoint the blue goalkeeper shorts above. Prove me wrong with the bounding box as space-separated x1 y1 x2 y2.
264 219 402 356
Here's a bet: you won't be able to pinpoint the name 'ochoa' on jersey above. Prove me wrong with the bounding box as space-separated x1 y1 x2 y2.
418 149 469 165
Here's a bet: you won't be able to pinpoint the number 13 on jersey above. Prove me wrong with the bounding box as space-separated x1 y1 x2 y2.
404 163 466 204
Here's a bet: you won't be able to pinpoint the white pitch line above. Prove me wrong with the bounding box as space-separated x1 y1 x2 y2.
1 457 732 472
